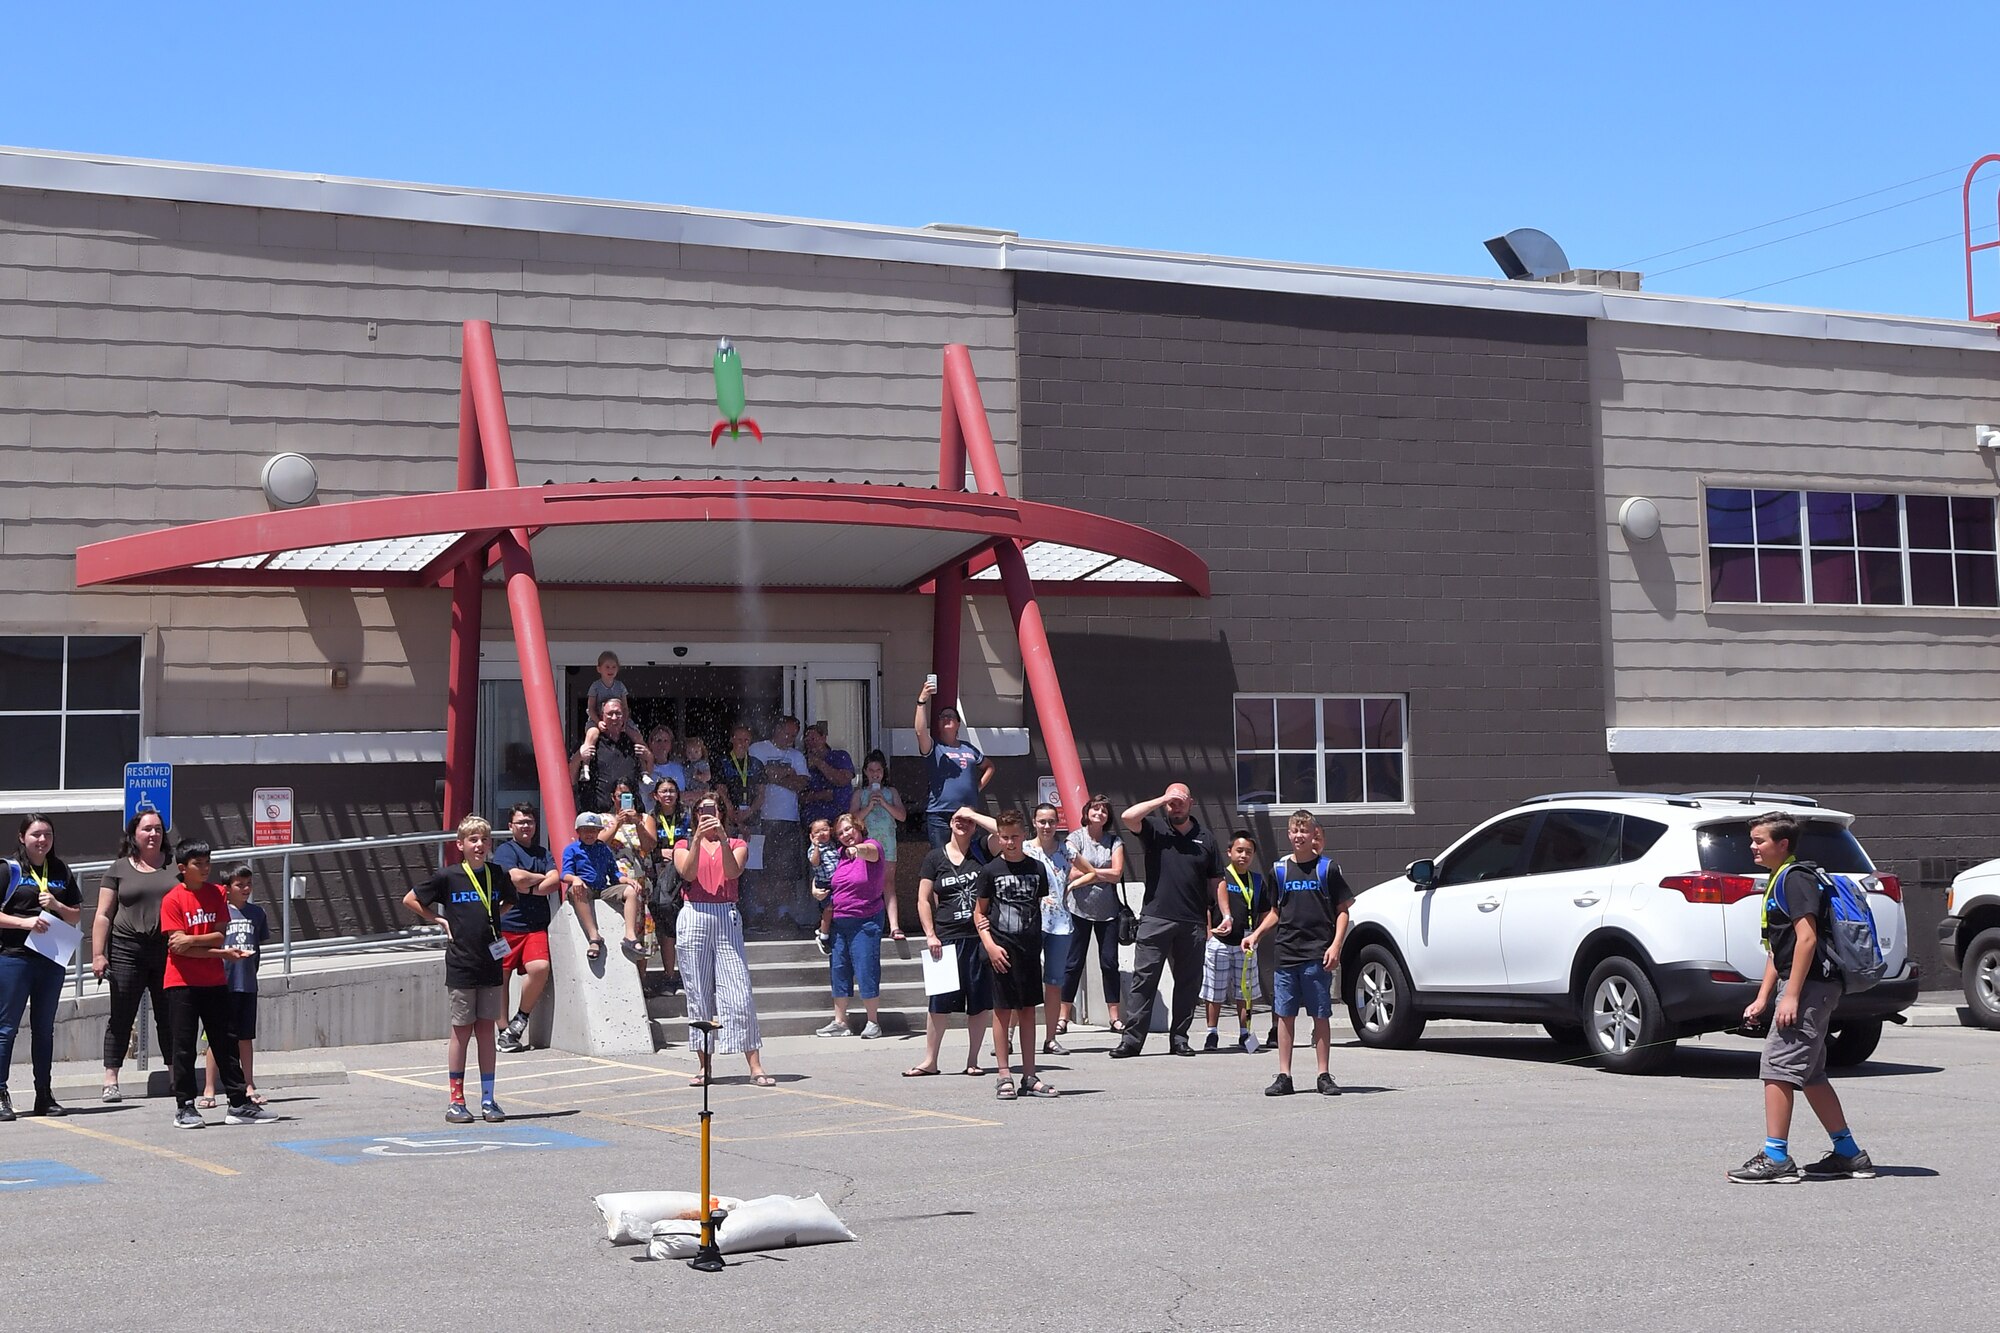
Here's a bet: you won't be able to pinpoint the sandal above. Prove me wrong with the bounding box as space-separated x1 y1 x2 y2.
1020 1074 1060 1098
1042 1039 1069 1056
1054 1018 1069 1036
994 1077 1018 1101
689 1073 708 1088
962 1064 986 1077
902 1066 941 1077
1108 1020 1127 1036
247 1091 267 1106
586 939 606 961
197 1096 220 1109
620 937 647 962
751 1075 777 1087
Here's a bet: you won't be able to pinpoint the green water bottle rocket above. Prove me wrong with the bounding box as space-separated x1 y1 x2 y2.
709 337 762 446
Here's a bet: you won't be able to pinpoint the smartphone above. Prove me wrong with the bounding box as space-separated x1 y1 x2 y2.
620 792 635 812
925 673 938 693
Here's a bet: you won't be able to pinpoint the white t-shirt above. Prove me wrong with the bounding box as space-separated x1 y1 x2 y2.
747 741 808 822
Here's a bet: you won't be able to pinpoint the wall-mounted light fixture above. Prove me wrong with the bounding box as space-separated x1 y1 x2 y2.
330 666 350 690
1619 496 1662 542
1975 424 2000 453
261 452 319 508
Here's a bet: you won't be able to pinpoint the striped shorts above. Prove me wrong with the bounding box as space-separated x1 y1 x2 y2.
1199 937 1261 1005
676 900 762 1055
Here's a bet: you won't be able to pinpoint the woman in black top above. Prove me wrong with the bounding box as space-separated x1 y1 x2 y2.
0 814 83 1119
91 809 178 1103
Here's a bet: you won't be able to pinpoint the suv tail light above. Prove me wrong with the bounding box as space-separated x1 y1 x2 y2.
1661 872 1760 904
1872 874 1902 902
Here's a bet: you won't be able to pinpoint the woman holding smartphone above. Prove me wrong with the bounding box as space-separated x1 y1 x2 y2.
642 777 689 995
604 778 656 971
848 749 907 879
673 795 773 1087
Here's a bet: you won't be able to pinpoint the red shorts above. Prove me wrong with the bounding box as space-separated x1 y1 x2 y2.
501 929 550 975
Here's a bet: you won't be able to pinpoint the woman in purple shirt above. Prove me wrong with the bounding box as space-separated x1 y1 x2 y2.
815 814 896 1040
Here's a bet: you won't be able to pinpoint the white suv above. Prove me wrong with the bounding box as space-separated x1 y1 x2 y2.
1340 791 1919 1073
1941 859 2000 1028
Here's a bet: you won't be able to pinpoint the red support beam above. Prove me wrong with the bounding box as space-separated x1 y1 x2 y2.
931 344 970 709
993 540 1089 832
442 564 484 842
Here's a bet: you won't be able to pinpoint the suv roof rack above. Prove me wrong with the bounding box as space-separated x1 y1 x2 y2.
1519 791 1704 809
1681 791 1820 809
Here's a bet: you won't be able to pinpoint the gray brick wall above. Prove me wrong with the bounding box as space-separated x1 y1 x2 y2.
1012 273 1614 886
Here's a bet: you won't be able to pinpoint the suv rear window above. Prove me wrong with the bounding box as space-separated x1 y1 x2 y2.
1695 819 1874 875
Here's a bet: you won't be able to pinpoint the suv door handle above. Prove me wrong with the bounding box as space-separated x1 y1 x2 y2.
1477 898 1501 912
1573 895 1601 906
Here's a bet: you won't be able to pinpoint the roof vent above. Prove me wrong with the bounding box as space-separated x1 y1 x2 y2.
1485 228 1644 290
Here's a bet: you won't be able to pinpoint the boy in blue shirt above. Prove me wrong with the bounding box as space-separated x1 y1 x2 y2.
200 864 269 1106
560 811 616 962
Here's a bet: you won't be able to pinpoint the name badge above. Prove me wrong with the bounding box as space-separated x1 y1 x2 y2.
488 939 511 961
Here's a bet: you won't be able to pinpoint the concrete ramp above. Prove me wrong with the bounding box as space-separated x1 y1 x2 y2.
543 900 656 1057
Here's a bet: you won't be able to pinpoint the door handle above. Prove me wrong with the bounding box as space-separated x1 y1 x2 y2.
1477 898 1501 912
1573 895 1600 906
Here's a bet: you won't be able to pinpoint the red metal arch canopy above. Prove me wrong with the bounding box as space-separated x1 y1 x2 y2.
75 478 1210 598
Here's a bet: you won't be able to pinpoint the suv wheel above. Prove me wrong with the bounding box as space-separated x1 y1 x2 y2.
1825 1019 1883 1067
1347 944 1426 1049
1962 927 2000 1030
1582 957 1674 1074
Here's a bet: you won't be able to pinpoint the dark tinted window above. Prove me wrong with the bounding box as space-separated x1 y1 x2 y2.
1620 816 1667 863
1695 819 1873 875
1526 809 1622 875
1437 814 1533 886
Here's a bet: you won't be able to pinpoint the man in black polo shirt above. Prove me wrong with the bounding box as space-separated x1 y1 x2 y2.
567 697 653 814
1111 782 1226 1059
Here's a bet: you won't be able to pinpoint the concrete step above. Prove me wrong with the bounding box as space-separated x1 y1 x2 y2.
651 1007 923 1044
646 977 930 1019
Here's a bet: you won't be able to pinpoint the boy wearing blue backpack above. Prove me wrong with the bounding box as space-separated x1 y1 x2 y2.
1727 811 1875 1184
1243 811 1351 1097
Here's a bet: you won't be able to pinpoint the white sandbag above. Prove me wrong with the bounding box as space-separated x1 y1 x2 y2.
646 1193 857 1260
595 1191 742 1245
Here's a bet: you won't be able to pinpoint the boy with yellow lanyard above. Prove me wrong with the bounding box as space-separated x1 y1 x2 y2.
403 815 516 1125
1200 831 1268 1053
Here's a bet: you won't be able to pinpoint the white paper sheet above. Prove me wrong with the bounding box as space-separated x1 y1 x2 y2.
25 912 81 968
921 942 961 996
745 834 766 872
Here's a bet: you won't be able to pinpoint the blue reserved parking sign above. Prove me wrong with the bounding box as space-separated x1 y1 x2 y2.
276 1126 608 1166
0 1159 102 1192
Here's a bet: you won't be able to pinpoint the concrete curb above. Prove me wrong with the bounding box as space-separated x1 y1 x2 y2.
42 1056 349 1103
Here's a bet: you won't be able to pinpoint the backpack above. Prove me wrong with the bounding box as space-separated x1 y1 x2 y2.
1771 861 1887 993
1270 855 1337 911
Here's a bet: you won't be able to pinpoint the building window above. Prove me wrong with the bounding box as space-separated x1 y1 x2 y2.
0 636 143 791
1707 488 1999 610
1234 694 1408 810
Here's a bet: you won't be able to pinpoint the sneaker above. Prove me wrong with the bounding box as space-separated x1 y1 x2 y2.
815 1019 850 1038
101 1082 121 1104
1264 1026 1278 1049
444 1101 474 1124
1265 1073 1295 1097
860 1022 883 1040
1316 1072 1341 1096
815 931 832 957
481 1099 507 1123
1803 1149 1877 1179
225 1103 275 1125
1240 1031 1260 1054
0 1091 13 1122
496 1027 527 1053
1203 1031 1219 1052
32 1094 65 1118
174 1105 206 1130
1727 1151 1803 1184
668 971 684 994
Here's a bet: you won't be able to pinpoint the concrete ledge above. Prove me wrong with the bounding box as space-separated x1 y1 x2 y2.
43 1055 348 1103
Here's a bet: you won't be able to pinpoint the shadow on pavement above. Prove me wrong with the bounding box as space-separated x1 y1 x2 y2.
1404 1036 1942 1081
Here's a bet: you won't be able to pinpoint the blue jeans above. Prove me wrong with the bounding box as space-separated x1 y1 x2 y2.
0 952 65 1095
829 913 884 1000
925 812 955 850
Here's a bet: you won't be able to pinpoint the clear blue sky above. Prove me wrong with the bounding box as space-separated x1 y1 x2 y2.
6 3 1998 318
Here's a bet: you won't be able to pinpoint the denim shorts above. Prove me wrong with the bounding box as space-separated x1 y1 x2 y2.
829 913 884 1000
1273 962 1333 1019
1040 928 1070 985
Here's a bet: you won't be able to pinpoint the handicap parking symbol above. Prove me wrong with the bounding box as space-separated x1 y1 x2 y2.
276 1126 608 1166
0 1159 102 1192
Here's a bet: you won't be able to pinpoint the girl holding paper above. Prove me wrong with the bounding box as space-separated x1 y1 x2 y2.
0 814 83 1119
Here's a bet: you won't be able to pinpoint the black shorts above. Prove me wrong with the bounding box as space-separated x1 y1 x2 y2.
989 939 1043 1011
229 991 258 1041
928 935 994 1016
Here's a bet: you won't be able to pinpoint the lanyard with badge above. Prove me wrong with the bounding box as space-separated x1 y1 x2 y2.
464 862 509 960
1759 855 1796 950
20 859 50 912
1227 867 1257 1012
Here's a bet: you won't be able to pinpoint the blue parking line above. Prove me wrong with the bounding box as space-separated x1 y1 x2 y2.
0 1159 103 1192
276 1126 609 1166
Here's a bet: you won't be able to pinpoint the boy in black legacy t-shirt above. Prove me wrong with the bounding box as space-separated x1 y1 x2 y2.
974 809 1055 1099
1726 811 1875 1184
1244 810 1352 1097
403 816 515 1125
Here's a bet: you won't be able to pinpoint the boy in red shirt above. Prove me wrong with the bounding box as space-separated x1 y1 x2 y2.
160 841 271 1128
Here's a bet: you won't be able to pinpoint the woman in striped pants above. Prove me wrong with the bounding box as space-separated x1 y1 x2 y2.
673 794 774 1087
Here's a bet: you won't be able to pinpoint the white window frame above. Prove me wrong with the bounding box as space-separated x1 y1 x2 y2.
0 634 144 795
1233 692 1412 815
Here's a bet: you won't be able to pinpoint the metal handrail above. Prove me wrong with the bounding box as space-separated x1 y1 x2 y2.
65 829 457 997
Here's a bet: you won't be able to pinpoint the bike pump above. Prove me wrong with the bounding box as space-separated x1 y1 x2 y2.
687 1018 726 1273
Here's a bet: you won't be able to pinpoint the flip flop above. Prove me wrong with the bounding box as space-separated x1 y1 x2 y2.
902 1066 941 1077
197 1096 219 1109
751 1075 777 1087
688 1073 708 1088
962 1064 986 1077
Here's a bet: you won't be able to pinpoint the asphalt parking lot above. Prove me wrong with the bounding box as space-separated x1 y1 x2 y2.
7 1019 1995 1332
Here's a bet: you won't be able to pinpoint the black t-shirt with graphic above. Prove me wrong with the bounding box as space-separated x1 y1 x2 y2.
921 843 988 941
1270 855 1354 969
415 864 515 989
2 857 81 960
1764 863 1838 983
974 855 1050 957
